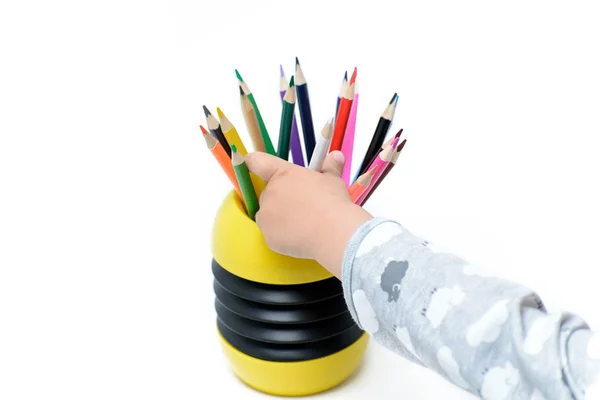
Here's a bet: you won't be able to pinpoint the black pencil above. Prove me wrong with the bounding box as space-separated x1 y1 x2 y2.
295 57 316 162
356 93 397 176
204 105 231 158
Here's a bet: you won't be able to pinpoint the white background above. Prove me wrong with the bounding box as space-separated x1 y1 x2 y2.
1 1 600 399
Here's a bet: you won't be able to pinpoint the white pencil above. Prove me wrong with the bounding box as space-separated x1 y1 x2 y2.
307 119 333 171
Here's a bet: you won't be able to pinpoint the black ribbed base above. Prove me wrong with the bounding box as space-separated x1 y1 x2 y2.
212 259 363 362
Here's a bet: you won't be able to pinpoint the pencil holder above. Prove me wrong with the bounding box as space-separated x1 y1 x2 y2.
211 191 369 397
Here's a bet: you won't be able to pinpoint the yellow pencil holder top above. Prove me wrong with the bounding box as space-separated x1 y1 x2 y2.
211 191 333 285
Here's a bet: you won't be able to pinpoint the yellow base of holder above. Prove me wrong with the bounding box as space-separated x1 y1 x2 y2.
218 331 369 397
212 191 333 285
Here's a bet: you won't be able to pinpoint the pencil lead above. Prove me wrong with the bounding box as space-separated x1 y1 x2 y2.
216 107 224 119
343 71 348 81
279 64 285 77
295 57 300 66
235 69 243 82
202 105 211 117
395 94 399 106
231 144 238 153
199 125 209 135
397 139 407 152
289 76 294 87
390 93 397 104
395 128 404 138
350 67 358 84
239 85 244 96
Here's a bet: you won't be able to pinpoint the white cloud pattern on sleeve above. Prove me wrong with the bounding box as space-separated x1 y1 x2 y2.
481 361 520 400
523 313 561 355
352 289 379 334
588 332 600 359
466 299 510 347
356 223 403 257
394 326 419 361
437 346 469 389
425 286 465 328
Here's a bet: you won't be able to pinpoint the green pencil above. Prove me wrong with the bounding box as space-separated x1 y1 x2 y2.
236 69 276 156
277 76 296 160
231 144 259 220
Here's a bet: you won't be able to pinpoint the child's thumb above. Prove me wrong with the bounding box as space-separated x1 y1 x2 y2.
321 151 345 177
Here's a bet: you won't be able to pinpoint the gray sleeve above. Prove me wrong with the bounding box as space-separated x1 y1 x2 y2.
341 218 600 400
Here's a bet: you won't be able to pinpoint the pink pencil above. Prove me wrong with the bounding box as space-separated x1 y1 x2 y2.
341 81 359 186
356 138 398 205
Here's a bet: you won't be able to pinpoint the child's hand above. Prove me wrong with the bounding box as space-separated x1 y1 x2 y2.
245 151 372 278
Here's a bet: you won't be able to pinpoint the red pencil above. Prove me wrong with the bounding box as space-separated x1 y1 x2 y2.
330 67 357 152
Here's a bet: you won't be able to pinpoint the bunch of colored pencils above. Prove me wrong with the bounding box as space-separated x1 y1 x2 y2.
200 58 407 220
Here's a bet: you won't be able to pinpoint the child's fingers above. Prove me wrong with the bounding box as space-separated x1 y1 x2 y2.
245 151 293 182
321 151 345 178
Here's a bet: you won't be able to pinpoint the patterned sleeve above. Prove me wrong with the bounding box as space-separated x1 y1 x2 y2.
341 218 600 400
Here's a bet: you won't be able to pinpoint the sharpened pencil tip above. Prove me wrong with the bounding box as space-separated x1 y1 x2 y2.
390 93 397 104
343 71 348 81
216 107 224 119
279 64 284 77
295 57 300 66
199 125 209 135
231 144 238 153
202 105 211 117
395 128 404 138
235 69 243 82
289 76 294 87
239 85 244 96
397 139 407 151
350 67 357 84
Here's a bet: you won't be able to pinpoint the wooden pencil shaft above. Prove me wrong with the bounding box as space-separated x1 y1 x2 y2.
330 83 355 152
296 83 316 161
277 98 295 160
241 95 265 152
308 120 332 171
358 118 392 175
232 147 259 220
361 142 405 205
247 93 275 156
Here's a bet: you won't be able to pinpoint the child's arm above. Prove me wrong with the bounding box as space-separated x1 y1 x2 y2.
343 218 600 399
246 151 600 400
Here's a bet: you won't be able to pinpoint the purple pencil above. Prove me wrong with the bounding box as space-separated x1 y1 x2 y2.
280 65 304 166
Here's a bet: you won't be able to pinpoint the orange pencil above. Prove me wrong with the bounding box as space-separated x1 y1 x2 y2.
330 67 357 152
200 125 242 198
349 164 378 204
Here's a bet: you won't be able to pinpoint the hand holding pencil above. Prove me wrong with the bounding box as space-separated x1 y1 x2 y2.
201 58 407 223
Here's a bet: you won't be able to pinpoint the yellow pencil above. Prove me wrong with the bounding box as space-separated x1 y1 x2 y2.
217 107 248 157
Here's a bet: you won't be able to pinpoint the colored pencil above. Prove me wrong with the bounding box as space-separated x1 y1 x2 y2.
341 80 359 187
355 139 398 205
294 57 316 162
353 128 403 184
362 139 406 205
231 144 259 220
280 66 304 166
277 76 296 160
356 93 397 176
236 70 276 156
349 165 378 204
216 107 247 157
201 125 241 198
330 67 356 152
204 106 230 158
240 85 265 152
308 119 333 171
335 71 348 123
